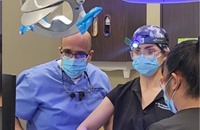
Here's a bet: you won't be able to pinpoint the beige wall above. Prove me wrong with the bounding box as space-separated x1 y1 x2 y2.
2 1 160 129
147 4 160 26
2 0 61 75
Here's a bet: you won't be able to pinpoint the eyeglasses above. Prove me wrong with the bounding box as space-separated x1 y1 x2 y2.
131 48 162 59
61 49 88 59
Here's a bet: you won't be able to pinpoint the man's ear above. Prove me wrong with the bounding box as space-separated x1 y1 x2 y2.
58 47 62 53
87 50 94 61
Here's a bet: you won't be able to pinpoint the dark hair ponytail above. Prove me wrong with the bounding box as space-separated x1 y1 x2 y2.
166 39 199 98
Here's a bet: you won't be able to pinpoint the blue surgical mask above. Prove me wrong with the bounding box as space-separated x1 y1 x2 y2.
160 77 177 113
132 55 159 76
163 91 177 113
61 57 87 79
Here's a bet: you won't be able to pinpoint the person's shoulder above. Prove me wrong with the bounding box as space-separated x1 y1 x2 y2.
146 121 164 130
86 63 102 71
117 77 139 89
23 60 56 72
18 60 58 78
147 114 179 130
86 63 108 76
111 77 139 94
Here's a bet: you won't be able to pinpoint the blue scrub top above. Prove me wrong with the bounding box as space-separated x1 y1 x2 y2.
16 59 111 130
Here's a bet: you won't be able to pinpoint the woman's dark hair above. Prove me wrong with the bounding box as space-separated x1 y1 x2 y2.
165 39 199 98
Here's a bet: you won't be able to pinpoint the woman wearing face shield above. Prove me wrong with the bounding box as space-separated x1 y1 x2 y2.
146 39 199 130
77 25 174 130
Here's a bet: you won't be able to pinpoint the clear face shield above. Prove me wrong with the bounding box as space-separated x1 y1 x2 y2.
124 36 168 60
130 45 162 60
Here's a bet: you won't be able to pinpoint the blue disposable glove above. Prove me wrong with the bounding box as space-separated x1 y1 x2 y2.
76 7 103 34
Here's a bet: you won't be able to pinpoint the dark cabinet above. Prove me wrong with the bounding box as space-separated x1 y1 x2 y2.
2 74 16 130
161 2 199 49
83 1 146 61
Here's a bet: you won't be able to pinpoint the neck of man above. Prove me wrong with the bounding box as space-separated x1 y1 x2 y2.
57 59 62 68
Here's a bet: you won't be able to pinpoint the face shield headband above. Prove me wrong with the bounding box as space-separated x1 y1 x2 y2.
124 36 169 51
131 37 168 48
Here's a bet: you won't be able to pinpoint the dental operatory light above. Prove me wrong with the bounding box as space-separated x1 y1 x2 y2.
19 0 102 38
122 0 200 4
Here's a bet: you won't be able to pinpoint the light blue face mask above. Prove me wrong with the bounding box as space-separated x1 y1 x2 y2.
61 57 87 79
132 55 159 76
163 91 177 113
160 77 177 113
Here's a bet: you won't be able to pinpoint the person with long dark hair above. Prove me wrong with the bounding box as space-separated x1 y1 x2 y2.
147 39 199 130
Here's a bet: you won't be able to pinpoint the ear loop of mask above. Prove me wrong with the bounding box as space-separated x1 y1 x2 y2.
170 87 177 101
170 73 182 101
161 76 172 91
164 76 179 101
156 51 167 69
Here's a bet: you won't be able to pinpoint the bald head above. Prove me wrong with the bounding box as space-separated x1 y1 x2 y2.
61 32 92 53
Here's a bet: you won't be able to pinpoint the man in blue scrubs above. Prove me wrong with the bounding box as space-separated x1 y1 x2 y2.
15 32 111 130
